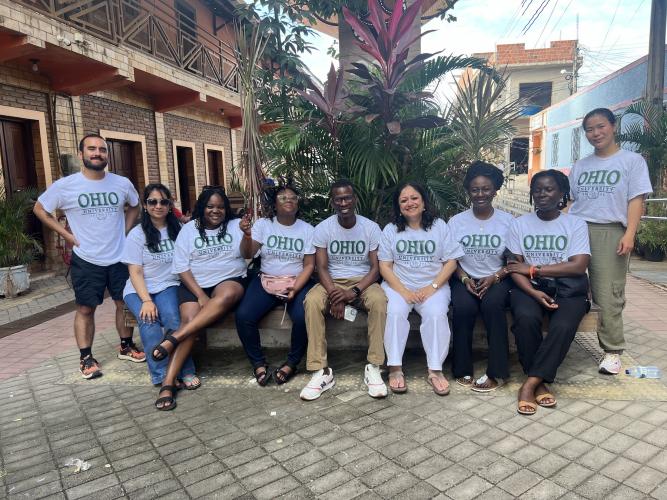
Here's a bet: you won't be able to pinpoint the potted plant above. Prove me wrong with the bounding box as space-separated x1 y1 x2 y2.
637 199 667 262
0 186 43 297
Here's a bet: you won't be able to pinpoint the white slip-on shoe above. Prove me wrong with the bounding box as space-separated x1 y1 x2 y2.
364 364 387 398
300 369 335 401
599 353 621 375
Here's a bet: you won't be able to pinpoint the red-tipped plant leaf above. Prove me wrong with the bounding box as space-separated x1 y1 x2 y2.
387 0 403 39
342 6 382 60
367 0 385 36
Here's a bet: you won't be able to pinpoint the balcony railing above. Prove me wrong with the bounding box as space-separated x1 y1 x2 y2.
16 0 239 94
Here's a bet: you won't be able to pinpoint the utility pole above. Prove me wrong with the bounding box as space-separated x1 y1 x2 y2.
572 15 579 94
646 0 667 105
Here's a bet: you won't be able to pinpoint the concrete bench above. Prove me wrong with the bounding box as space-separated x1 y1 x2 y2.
124 303 599 351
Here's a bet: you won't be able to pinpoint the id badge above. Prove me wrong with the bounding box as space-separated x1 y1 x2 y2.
344 305 357 322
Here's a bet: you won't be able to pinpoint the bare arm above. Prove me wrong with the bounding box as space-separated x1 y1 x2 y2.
618 195 645 256
125 204 140 235
239 214 259 258
506 254 590 278
128 264 158 322
33 201 79 247
315 246 335 295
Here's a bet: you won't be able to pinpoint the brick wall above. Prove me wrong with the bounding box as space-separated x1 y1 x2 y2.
163 113 233 196
475 40 576 66
79 95 160 182
0 82 59 189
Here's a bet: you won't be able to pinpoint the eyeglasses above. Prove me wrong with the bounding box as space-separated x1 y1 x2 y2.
277 195 299 204
146 199 171 207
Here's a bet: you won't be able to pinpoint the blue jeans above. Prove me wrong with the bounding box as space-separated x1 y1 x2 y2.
235 275 313 369
124 286 195 385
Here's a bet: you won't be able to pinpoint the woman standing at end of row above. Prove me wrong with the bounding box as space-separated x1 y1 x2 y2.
569 108 652 375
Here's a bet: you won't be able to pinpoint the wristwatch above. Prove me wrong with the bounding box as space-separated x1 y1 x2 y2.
352 286 362 297
431 282 439 289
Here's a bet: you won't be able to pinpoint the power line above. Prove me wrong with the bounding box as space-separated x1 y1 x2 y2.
598 0 622 49
535 0 560 47
522 0 551 35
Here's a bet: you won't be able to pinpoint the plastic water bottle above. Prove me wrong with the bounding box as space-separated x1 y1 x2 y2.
625 366 662 379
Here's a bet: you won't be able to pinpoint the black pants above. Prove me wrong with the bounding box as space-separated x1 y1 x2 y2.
450 278 512 379
510 288 590 383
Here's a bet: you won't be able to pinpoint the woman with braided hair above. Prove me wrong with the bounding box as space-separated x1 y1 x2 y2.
506 169 591 415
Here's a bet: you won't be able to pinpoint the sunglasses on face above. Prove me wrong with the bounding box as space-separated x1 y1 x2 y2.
146 198 171 207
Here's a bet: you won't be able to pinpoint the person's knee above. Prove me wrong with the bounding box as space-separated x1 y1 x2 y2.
304 290 326 314
366 294 388 315
452 300 477 318
77 305 95 317
160 312 181 331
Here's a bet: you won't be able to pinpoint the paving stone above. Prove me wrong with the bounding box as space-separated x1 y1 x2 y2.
331 443 375 466
283 449 326 473
127 479 184 500
509 444 549 466
344 451 387 477
624 440 662 463
184 472 236 498
551 463 594 489
521 479 568 499
358 461 404 488
445 474 493 500
241 464 288 491
409 455 453 480
394 446 434 469
295 458 339 482
624 466 667 494
390 480 439 499
555 438 594 460
252 476 301 500
577 447 616 470
599 456 643 482
476 457 521 484
425 464 472 492
373 471 420 498
496 468 543 497
64 474 121 500
307 469 355 496
489 435 527 455
598 432 638 454
603 484 647 500
177 459 226 487
470 486 515 500
574 473 620 500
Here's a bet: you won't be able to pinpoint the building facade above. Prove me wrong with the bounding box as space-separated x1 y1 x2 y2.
528 51 667 178
461 40 579 170
0 0 243 271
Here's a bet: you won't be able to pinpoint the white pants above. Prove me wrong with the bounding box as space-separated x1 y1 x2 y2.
382 282 452 370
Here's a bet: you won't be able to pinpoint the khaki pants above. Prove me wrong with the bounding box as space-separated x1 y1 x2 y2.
304 278 387 371
588 222 629 352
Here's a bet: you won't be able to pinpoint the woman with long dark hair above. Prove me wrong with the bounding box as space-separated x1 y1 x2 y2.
507 170 590 415
378 182 463 395
449 161 514 392
123 183 197 401
569 107 652 375
150 186 248 410
235 185 315 385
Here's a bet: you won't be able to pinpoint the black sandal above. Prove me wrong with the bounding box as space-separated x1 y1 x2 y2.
152 332 179 361
155 385 177 411
274 362 297 385
254 364 272 387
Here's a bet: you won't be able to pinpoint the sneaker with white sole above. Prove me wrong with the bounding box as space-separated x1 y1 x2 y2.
364 364 387 398
599 353 621 375
300 369 335 401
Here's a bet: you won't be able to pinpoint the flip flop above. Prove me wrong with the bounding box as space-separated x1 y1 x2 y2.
471 374 503 393
455 376 473 387
535 393 557 408
181 374 201 390
155 385 177 411
427 373 450 396
517 400 537 415
388 371 407 394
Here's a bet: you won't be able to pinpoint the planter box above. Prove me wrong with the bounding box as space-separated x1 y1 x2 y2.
0 265 30 298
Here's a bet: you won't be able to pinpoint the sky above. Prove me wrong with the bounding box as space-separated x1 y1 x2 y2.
299 0 653 103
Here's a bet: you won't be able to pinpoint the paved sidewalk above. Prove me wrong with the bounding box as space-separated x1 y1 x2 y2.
0 275 74 327
1 276 667 499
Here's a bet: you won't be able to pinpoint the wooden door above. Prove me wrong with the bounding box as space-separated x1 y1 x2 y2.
176 146 193 213
207 149 223 187
107 139 139 189
0 119 43 244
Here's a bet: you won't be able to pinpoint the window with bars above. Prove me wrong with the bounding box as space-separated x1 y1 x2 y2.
571 127 581 163
551 133 559 167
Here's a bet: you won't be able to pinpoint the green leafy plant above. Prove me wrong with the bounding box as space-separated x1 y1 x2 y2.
637 197 667 255
618 99 667 190
0 187 43 267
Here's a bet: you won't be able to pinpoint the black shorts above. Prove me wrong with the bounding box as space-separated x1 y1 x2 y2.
70 252 128 307
177 277 247 305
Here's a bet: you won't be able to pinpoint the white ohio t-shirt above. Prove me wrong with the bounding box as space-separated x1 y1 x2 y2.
313 215 382 279
569 149 652 225
252 218 315 276
122 226 180 297
37 172 139 266
449 208 514 279
172 219 247 288
378 218 464 290
507 212 590 265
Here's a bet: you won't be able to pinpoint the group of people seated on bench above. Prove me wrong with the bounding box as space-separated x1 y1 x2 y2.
33 108 652 416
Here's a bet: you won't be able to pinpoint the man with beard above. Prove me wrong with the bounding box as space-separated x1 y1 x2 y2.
34 134 142 379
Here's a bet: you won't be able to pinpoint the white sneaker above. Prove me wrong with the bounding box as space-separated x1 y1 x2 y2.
300 369 335 401
599 353 622 375
364 364 387 398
